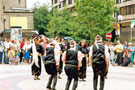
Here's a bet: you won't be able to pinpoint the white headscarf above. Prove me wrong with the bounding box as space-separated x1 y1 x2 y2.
94 35 102 49
31 39 39 68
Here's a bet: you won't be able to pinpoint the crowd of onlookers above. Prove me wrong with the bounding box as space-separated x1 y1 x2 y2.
0 36 135 67
102 40 135 67
0 38 32 65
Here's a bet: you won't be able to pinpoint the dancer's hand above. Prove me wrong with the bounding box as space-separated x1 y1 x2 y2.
38 53 41 56
78 67 80 70
106 65 109 72
89 62 92 66
43 61 45 64
56 65 59 70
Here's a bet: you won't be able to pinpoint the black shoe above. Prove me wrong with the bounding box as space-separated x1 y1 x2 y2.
105 76 108 79
34 78 37 80
51 89 56 90
46 87 51 89
37 78 40 80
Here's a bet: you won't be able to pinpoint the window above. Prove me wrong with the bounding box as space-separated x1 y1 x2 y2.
52 0 53 5
130 5 134 14
63 1 66 7
68 0 72 5
116 0 121 4
55 0 58 4
3 6 5 10
19 0 21 5
123 0 132 2
59 3 61 8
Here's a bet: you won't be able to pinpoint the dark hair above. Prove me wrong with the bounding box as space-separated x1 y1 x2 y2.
79 40 87 48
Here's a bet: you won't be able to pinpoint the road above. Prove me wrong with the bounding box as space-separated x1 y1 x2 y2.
0 64 135 90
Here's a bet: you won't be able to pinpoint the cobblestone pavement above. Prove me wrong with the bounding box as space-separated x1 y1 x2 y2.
0 64 135 90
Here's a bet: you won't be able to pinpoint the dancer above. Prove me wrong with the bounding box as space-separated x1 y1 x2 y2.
44 40 60 90
62 40 83 90
30 37 44 80
78 40 88 81
89 35 110 90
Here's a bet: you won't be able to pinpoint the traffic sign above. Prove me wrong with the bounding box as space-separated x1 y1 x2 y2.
131 20 135 28
106 33 112 40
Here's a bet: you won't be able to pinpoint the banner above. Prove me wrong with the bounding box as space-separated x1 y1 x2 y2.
10 17 28 29
11 27 22 41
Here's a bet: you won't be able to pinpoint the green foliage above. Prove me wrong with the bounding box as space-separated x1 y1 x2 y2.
75 0 118 41
33 3 50 35
46 9 76 38
33 0 118 42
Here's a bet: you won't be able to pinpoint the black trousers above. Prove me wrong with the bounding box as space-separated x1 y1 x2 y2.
117 52 123 65
65 65 78 90
65 77 78 90
92 61 106 90
47 75 57 90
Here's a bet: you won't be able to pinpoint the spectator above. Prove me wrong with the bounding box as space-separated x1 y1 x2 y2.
114 41 123 66
4 39 10 64
0 40 4 64
23 41 31 64
123 41 128 51
109 42 115 65
15 50 20 65
122 49 131 66
8 47 15 65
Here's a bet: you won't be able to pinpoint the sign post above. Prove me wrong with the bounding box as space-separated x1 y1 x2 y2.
106 33 112 40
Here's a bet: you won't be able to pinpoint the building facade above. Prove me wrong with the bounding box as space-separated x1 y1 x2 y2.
115 0 135 42
0 0 34 33
52 0 76 13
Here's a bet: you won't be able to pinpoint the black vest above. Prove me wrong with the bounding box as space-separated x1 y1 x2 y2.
66 50 78 66
45 47 55 63
92 44 105 63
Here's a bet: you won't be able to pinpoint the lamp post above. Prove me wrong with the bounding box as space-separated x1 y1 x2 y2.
117 15 123 40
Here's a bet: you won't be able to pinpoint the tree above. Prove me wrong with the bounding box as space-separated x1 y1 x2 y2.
33 3 50 35
46 9 76 38
75 0 118 41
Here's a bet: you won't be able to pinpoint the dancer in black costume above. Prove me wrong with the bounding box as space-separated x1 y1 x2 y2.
89 35 109 90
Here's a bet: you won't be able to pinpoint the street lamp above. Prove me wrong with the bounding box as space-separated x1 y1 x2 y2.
117 15 123 40
118 15 123 22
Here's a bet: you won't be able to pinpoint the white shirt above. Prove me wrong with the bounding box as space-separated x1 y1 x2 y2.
23 44 31 51
4 41 10 51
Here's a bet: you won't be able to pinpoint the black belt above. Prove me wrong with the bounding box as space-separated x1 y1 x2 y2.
45 61 55 63
66 64 78 67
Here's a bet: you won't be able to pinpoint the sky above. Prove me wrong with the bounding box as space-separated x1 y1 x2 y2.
27 0 51 8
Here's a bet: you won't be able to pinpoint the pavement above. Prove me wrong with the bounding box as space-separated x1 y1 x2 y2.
0 64 135 90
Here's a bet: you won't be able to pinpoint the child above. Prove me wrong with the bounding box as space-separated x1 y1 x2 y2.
15 50 20 65
122 50 131 66
8 47 15 64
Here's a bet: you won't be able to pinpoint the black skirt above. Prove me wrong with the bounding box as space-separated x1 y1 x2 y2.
58 55 63 74
31 57 41 76
79 58 87 79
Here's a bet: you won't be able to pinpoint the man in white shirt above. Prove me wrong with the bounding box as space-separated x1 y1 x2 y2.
4 39 10 64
